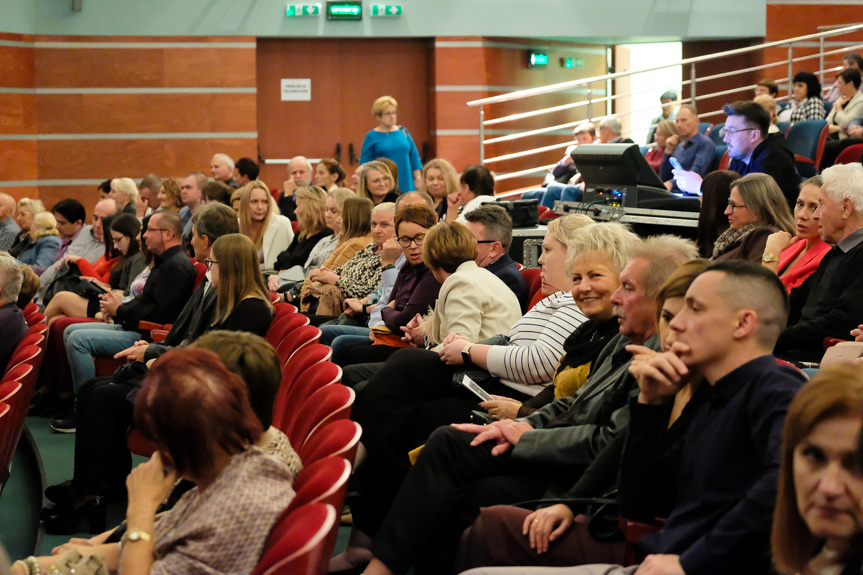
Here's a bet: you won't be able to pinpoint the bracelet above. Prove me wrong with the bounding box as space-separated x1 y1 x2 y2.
19 557 40 575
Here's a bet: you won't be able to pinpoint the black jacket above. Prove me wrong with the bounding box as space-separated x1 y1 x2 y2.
728 135 801 210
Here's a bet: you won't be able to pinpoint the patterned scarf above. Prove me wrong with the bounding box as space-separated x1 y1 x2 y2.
711 222 759 260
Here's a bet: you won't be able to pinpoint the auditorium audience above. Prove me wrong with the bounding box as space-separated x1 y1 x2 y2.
645 89 677 144
754 78 779 98
19 212 62 272
279 155 313 220
9 198 46 259
523 123 597 208
464 204 529 309
0 255 27 373
597 117 633 144
824 52 863 104
358 160 401 206
827 68 863 139
422 158 460 219
455 259 710 570
644 119 677 173
361 95 423 191
108 177 139 215
772 364 863 575
299 202 395 318
712 172 795 262
178 172 207 234
446 164 498 223
659 104 715 193
61 211 196 396
136 174 160 217
17 348 295 573
271 185 333 274
314 158 347 191
761 175 830 291
237 180 294 269
45 213 142 322
673 101 800 209
234 156 260 187
156 177 183 213
775 163 863 362
0 194 20 252
776 71 825 123
457 261 806 575
348 233 695 575
695 170 738 258
41 199 89 276
210 153 239 188
96 180 111 200
202 180 232 206
754 93 781 133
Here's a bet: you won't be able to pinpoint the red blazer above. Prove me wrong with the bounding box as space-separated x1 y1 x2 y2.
777 238 831 292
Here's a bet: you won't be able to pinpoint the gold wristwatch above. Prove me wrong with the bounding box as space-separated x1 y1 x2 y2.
121 529 153 546
762 253 780 263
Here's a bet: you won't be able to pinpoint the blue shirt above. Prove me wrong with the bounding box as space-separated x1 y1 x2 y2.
360 128 423 191
660 131 715 192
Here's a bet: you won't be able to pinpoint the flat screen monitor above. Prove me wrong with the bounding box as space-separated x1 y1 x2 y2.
570 143 666 190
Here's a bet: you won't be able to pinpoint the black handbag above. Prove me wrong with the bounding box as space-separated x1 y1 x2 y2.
495 199 539 228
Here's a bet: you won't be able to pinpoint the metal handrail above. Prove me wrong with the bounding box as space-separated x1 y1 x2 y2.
474 22 863 185
467 22 863 108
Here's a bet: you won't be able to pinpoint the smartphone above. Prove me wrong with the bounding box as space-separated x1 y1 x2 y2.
460 375 494 402
669 157 683 170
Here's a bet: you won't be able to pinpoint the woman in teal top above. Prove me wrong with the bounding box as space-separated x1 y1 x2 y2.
360 95 423 191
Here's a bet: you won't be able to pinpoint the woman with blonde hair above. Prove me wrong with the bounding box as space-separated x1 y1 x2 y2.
272 185 333 272
712 172 795 262
422 158 460 219
9 198 46 259
156 178 184 213
237 179 294 270
772 364 863 575
644 120 679 173
357 160 400 205
19 211 62 271
206 234 274 336
360 95 423 191
109 177 139 215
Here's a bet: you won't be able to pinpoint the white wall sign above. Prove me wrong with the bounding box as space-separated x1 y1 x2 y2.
281 78 312 101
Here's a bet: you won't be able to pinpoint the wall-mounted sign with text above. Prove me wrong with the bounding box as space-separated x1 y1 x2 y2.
281 79 312 101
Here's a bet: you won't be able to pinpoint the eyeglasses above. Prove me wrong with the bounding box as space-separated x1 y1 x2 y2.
726 200 748 212
379 111 397 117
476 240 498 244
720 127 756 138
204 259 219 270
398 234 426 248
147 227 169 234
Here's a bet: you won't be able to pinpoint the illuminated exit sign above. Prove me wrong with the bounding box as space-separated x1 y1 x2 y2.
327 1 362 20
370 4 402 16
286 3 321 16
527 51 549 68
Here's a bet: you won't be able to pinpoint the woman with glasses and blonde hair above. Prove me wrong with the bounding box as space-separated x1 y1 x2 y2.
712 172 795 262
360 95 423 192
9 198 46 259
237 180 294 270
358 160 400 206
772 364 863 575
206 234 274 337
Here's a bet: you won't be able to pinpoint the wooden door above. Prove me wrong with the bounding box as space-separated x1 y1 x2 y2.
256 38 432 188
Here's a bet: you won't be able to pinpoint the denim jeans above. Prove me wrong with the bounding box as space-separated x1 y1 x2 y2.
64 323 141 393
319 324 370 346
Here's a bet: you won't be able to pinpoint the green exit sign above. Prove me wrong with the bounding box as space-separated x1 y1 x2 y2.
527 51 549 69
370 4 402 16
327 1 362 20
562 57 585 69
286 3 321 16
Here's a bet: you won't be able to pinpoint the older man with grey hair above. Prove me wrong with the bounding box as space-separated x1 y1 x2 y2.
0 255 26 371
210 153 238 188
278 155 313 221
598 118 633 144
775 163 863 361
0 194 20 252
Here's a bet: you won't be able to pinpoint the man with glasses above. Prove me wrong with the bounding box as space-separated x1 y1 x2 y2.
672 101 800 209
57 211 196 432
464 205 528 312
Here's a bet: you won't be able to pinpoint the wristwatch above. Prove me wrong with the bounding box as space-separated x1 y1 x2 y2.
461 343 474 365
121 529 153 546
382 263 396 271
762 253 780 263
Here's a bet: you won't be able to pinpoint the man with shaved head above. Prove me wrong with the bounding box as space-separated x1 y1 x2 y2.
277 155 313 221
0 193 20 252
210 153 238 188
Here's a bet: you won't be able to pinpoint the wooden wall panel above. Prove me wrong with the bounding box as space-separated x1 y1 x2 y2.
681 39 764 118
37 186 103 212
35 93 256 134
0 93 36 135
34 46 255 89
36 139 256 180
2 187 40 202
0 141 38 182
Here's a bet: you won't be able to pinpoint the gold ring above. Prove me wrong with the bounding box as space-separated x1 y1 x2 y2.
533 519 539 523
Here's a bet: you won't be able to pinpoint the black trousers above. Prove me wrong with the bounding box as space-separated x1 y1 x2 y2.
73 376 135 494
368 425 548 575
